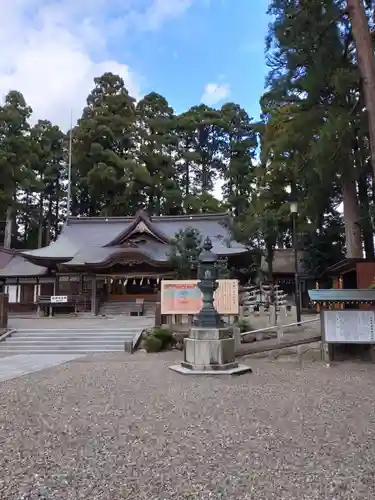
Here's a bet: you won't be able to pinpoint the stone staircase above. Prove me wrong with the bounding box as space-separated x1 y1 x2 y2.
0 327 142 354
100 300 156 317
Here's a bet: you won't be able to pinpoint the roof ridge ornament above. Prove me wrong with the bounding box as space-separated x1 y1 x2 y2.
203 236 213 252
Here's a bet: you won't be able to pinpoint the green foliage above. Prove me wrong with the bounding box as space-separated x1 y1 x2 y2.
256 0 374 267
136 92 180 215
144 327 175 353
221 103 257 216
236 317 253 333
0 91 32 247
144 335 163 353
72 72 139 216
2 14 369 284
301 215 345 276
0 73 259 250
152 327 176 349
167 227 231 279
167 227 202 279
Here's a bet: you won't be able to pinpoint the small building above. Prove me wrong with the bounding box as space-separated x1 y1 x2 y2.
319 258 375 290
260 249 316 308
0 210 248 314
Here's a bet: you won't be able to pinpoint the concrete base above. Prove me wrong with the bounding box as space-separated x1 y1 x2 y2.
169 364 252 376
170 326 252 376
185 328 236 367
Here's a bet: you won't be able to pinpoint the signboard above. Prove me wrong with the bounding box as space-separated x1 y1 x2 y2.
161 279 238 315
323 310 375 343
50 295 68 303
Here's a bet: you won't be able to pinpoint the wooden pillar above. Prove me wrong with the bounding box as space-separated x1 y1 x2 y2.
339 276 344 310
36 277 41 317
16 277 20 304
91 275 97 315
315 281 320 313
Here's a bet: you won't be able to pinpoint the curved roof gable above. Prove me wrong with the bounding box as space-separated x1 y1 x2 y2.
15 211 246 270
105 210 169 246
20 235 80 265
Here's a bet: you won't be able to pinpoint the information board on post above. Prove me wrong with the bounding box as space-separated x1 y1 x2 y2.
50 295 68 303
160 279 239 316
322 310 375 343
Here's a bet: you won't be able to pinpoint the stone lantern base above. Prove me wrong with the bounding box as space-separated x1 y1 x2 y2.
169 327 252 376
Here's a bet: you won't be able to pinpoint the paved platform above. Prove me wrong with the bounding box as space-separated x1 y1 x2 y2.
0 354 83 382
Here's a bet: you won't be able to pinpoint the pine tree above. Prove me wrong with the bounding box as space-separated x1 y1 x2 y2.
0 91 33 248
72 72 143 216
221 103 257 216
136 92 181 215
26 120 65 248
260 0 369 261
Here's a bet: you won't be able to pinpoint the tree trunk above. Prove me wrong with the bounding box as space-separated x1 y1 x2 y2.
37 194 44 248
347 0 375 178
357 172 374 258
185 160 190 198
3 205 13 249
342 176 362 257
23 192 29 246
354 135 374 257
266 246 274 283
55 185 60 236
46 195 53 245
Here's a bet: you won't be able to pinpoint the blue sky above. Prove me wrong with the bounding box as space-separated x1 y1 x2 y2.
125 0 270 120
0 0 270 128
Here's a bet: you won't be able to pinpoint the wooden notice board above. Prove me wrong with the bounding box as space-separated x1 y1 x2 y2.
322 310 375 343
160 279 239 315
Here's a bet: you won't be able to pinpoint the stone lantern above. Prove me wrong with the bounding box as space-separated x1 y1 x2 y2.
194 237 223 328
170 236 252 376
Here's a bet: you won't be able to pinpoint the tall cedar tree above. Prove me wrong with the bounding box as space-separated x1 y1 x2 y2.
136 92 182 215
258 0 372 264
0 91 33 248
72 72 145 216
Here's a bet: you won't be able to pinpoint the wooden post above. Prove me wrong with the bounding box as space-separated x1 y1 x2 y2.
316 281 320 313
339 276 344 310
36 277 41 317
16 277 20 305
0 293 8 331
91 275 97 315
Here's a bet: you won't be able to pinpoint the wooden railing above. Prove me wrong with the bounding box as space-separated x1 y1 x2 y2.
240 317 320 343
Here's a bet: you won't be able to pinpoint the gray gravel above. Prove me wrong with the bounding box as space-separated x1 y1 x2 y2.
1 352 375 499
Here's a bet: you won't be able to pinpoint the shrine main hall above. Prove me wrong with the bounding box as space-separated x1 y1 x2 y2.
0 211 247 315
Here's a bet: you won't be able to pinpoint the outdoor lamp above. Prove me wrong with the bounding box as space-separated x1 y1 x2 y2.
290 201 298 214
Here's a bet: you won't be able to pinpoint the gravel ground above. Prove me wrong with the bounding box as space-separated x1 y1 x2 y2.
0 352 375 500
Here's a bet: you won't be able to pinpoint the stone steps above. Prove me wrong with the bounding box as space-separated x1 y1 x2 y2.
100 301 156 317
0 327 140 355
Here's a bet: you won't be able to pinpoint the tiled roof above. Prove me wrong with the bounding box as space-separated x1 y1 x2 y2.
15 211 247 272
308 289 375 303
0 248 14 270
0 253 47 277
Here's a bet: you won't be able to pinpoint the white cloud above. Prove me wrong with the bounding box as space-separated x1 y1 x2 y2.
201 82 231 107
0 0 195 130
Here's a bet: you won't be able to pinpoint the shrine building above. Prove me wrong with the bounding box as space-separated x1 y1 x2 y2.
0 210 248 315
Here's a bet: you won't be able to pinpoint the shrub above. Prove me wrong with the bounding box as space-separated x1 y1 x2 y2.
236 317 252 333
153 327 176 350
144 335 163 353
